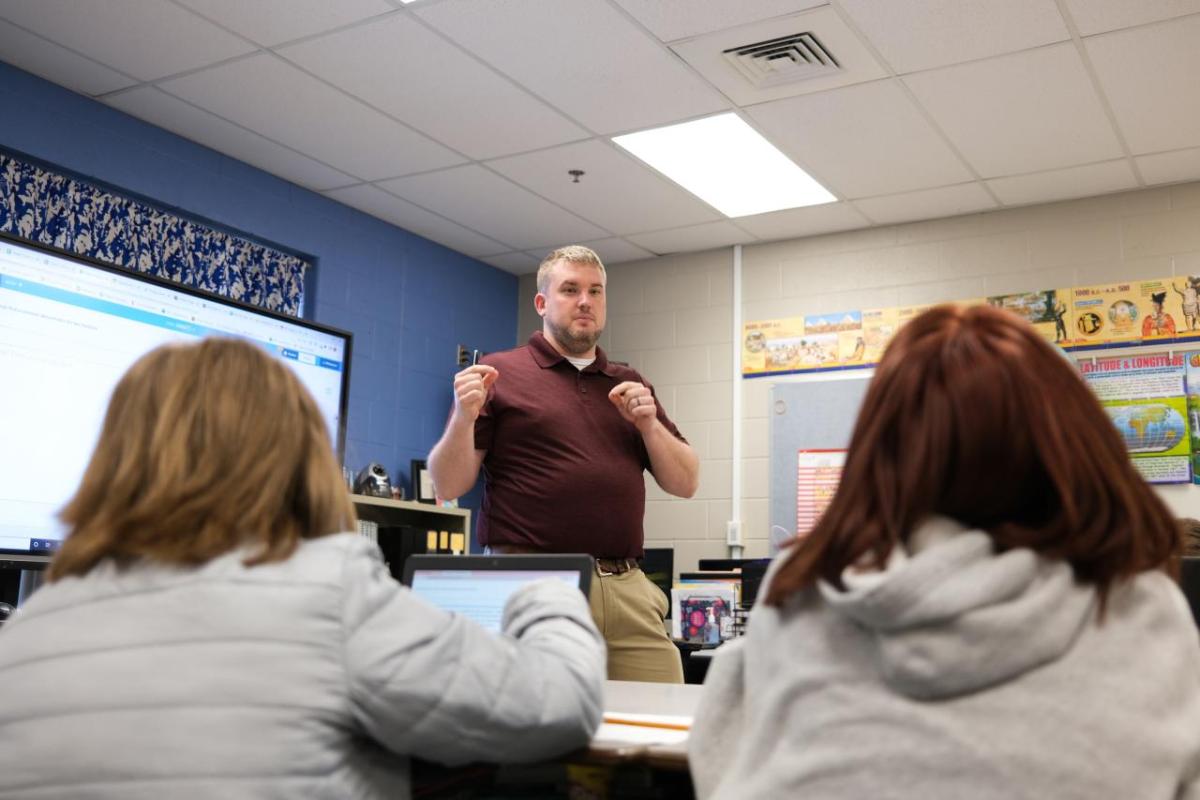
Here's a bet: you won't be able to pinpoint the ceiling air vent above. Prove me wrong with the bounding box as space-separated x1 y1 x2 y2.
722 32 840 89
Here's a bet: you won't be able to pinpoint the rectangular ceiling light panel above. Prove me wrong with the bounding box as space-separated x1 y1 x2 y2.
612 112 835 218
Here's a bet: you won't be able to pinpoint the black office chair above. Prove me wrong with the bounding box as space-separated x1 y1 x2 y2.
1180 557 1200 628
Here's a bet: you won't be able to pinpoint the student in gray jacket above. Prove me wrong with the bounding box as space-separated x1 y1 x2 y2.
691 304 1200 800
0 338 605 800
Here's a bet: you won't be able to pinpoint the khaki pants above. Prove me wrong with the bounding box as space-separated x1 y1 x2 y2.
588 567 683 684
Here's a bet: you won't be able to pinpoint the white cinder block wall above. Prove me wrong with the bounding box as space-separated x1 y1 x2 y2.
519 180 1200 576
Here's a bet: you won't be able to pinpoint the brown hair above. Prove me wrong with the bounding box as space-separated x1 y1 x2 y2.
765 304 1180 607
537 245 606 293
49 338 356 580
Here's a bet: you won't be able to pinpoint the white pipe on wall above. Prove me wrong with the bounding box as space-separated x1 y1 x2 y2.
729 244 744 559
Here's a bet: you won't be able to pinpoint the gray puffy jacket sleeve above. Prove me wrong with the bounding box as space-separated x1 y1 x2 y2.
340 542 605 765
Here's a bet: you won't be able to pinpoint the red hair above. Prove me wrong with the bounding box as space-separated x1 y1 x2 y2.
765 304 1180 606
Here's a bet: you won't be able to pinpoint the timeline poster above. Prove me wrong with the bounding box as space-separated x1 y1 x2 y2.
1071 282 1140 345
1137 279 1186 340
741 317 805 375
1079 353 1192 484
861 307 898 364
797 449 847 537
987 288 1073 346
1177 276 1200 339
896 303 935 330
803 310 861 369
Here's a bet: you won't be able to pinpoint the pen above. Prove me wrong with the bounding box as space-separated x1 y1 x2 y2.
602 715 691 732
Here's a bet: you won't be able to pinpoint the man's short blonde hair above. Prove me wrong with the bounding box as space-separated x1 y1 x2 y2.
537 245 606 293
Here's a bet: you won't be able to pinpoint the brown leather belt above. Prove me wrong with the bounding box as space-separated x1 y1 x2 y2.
486 544 639 576
594 558 639 576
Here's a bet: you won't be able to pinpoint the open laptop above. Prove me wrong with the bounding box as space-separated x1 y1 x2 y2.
402 554 594 633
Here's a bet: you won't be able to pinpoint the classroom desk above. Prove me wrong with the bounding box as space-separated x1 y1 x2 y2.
589 679 702 769
412 680 701 798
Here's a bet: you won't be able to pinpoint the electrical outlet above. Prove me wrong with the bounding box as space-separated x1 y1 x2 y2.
726 520 743 547
456 345 470 366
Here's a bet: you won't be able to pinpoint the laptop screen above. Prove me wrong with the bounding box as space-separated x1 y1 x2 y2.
403 554 593 634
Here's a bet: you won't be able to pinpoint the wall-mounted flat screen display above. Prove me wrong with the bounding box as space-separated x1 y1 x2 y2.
0 232 352 556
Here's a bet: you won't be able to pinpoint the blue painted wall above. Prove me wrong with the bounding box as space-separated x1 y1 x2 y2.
0 61 514 529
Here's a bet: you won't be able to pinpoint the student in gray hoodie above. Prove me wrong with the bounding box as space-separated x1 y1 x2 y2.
690 304 1200 800
0 338 604 800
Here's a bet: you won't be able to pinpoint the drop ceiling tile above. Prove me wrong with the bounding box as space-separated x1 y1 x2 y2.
0 19 135 95
378 165 609 251
747 79 973 199
1086 16 1200 155
527 238 655 266
853 183 996 226
1136 148 1200 186
324 184 511 257
1062 0 1200 36
174 0 393 47
734 202 870 241
105 86 356 191
0 0 255 81
279 14 585 160
837 0 1068 74
482 252 541 273
414 0 727 134
160 54 463 181
986 160 1138 206
486 139 721 234
904 43 1124 177
611 0 824 42
626 221 755 255
671 7 888 107
582 238 656 264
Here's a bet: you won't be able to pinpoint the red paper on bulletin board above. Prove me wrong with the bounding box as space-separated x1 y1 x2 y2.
797 449 847 538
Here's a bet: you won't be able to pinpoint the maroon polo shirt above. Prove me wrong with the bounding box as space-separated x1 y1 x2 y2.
473 332 688 559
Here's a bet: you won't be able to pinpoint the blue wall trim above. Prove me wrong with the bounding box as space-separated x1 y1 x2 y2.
0 61 515 531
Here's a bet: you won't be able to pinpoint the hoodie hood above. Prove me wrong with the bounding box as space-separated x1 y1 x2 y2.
817 516 1096 700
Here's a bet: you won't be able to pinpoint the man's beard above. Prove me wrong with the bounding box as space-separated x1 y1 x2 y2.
546 317 602 355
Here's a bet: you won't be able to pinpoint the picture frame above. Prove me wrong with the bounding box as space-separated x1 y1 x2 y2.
411 459 435 504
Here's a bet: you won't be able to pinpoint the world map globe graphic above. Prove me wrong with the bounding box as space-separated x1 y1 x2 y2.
1105 404 1187 453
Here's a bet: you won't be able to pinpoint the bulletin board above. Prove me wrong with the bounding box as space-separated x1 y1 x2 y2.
768 378 871 547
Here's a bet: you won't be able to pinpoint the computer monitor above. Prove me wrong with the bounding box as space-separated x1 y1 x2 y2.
1180 557 1200 628
641 547 674 613
0 553 49 608
0 232 352 558
696 558 772 607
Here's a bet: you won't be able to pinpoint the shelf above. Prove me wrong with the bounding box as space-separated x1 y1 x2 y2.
350 494 471 535
350 494 469 518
